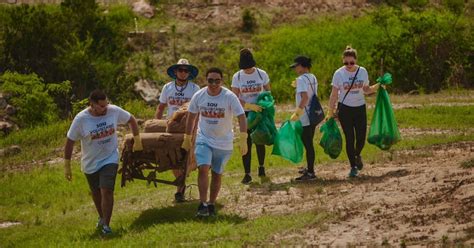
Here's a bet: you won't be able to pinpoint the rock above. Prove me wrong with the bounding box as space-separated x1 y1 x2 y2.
5 105 16 115
0 121 16 135
134 79 161 105
132 0 155 19
0 145 21 157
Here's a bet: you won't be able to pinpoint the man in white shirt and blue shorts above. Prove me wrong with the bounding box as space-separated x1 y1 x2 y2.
181 67 248 217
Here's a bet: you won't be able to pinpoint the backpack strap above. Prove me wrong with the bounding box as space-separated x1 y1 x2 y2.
256 68 264 81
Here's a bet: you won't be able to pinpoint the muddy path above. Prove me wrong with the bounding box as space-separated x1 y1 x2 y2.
222 141 474 246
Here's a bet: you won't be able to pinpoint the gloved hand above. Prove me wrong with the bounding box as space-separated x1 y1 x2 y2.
291 80 296 88
181 134 192 151
244 103 262 112
133 135 143 152
64 159 72 181
325 108 335 121
290 107 304 122
239 132 248 156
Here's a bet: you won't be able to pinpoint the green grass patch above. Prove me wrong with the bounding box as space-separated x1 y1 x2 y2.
0 121 70 169
0 164 330 247
460 158 474 169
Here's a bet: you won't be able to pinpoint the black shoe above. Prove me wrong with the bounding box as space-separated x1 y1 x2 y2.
295 172 317 181
258 167 266 177
196 203 209 217
208 204 217 217
241 174 252 184
298 167 308 174
174 192 185 203
355 155 364 170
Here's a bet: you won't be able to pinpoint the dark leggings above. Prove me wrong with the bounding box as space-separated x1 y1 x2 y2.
338 103 367 168
301 123 317 174
242 112 266 174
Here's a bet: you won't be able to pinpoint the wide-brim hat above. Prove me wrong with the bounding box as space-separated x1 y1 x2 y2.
167 58 199 80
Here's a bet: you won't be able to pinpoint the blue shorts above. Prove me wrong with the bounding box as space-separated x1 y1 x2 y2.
195 142 233 174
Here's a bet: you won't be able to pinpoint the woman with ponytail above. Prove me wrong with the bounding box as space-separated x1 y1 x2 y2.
327 46 381 177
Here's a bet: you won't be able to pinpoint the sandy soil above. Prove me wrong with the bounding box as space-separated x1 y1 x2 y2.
222 141 474 246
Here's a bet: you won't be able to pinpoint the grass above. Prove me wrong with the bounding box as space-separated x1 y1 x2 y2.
460 158 474 169
0 121 70 170
1 90 473 246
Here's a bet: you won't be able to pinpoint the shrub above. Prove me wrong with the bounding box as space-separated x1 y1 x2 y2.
0 72 60 127
241 9 257 33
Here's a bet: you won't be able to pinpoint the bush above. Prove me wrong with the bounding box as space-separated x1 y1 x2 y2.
0 1 134 104
369 6 472 93
0 72 60 127
241 9 257 33
252 16 381 102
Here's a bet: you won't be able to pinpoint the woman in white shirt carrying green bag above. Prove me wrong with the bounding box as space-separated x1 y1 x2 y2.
327 46 381 178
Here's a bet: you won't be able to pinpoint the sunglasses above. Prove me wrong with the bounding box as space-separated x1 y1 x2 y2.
207 78 222 84
343 61 355 65
177 68 189 73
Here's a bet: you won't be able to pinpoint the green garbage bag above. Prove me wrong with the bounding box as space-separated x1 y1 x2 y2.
247 111 262 130
367 85 401 150
248 92 278 145
272 120 304 164
319 118 343 159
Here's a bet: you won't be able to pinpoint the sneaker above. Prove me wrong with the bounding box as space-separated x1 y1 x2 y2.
174 192 185 203
241 174 252 184
196 203 209 217
101 225 112 235
295 172 317 181
355 155 364 170
208 204 217 217
258 166 266 177
96 217 104 229
298 167 307 174
349 167 359 178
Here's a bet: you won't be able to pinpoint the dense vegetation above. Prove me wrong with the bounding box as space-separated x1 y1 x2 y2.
0 0 472 127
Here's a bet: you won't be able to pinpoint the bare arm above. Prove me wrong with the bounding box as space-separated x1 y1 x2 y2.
263 83 271 91
232 87 246 106
237 114 247 133
184 112 198 135
363 83 381 95
127 115 140 136
64 138 75 160
328 86 339 110
155 103 167 119
298 92 309 109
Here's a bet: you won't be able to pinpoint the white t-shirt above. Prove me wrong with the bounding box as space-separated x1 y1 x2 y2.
296 73 318 127
331 66 369 107
231 68 270 111
67 105 131 174
188 87 245 151
159 81 200 118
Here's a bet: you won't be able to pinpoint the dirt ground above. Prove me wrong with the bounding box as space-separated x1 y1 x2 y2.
222 141 474 246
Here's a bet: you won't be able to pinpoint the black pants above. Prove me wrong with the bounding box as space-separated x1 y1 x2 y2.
243 112 266 174
301 123 317 174
338 103 367 168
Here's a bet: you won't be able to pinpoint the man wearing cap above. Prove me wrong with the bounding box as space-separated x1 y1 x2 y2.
182 67 248 217
155 58 200 202
231 48 271 185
